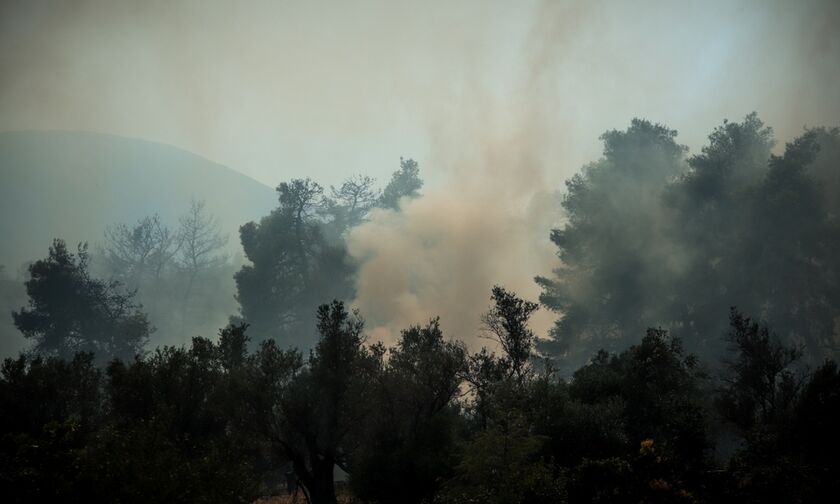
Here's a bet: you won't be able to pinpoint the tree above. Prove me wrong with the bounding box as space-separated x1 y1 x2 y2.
235 178 355 347
320 174 379 239
255 301 380 504
717 309 803 435
536 119 688 370
440 416 560 504
0 351 103 502
0 265 26 357
177 199 228 277
666 116 840 360
92 325 267 502
538 114 840 368
12 240 150 362
481 286 540 384
714 311 836 503
102 214 178 289
350 319 467 504
176 199 229 331
379 157 423 210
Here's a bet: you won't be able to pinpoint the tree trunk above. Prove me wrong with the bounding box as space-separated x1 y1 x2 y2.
293 456 337 504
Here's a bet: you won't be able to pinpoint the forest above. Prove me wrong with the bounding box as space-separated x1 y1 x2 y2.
2 114 839 503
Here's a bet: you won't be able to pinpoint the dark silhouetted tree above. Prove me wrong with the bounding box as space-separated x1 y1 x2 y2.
320 174 379 239
536 119 688 370
350 318 467 504
235 179 355 348
254 301 379 504
481 285 540 384
538 114 840 367
379 157 423 210
13 240 150 361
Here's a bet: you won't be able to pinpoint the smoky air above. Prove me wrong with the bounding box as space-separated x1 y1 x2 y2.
0 1 838 503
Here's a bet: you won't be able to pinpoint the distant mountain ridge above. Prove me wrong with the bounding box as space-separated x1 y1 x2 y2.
0 130 277 269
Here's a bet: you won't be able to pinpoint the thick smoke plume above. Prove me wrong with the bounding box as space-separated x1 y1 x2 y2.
345 0 840 349
347 164 561 348
345 2 585 348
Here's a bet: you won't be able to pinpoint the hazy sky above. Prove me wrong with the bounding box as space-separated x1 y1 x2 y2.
1 0 838 189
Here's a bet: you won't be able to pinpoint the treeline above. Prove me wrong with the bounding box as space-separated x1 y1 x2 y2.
95 199 232 348
2 288 839 503
0 157 423 355
538 114 840 370
2 113 839 502
234 157 422 348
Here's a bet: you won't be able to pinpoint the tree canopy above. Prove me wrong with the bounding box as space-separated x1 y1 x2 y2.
538 114 840 369
12 239 150 362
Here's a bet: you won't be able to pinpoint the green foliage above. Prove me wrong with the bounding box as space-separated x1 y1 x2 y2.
235 179 356 348
717 309 803 434
0 326 271 502
715 311 840 503
254 301 380 504
536 119 688 369
350 319 467 504
1 298 839 503
481 286 539 384
12 239 150 361
538 114 840 368
440 416 562 504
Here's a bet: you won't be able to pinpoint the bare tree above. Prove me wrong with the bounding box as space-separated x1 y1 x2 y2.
332 175 379 222
318 175 379 239
177 199 228 277
102 214 178 288
176 199 229 339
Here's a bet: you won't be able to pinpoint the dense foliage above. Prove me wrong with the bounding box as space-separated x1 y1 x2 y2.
2 117 838 502
234 158 423 348
3 287 838 503
537 114 840 370
12 240 150 362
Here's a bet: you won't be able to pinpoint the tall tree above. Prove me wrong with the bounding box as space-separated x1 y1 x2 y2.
13 240 150 361
176 198 229 331
254 301 379 504
177 199 228 278
538 114 840 367
481 286 539 385
350 318 467 504
536 119 688 370
235 178 355 347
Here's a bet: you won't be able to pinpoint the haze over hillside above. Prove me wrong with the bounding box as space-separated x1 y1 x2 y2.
0 130 277 271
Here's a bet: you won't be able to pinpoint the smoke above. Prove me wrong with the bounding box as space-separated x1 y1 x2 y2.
345 2 595 347
2 0 839 350
347 169 561 348
344 0 840 349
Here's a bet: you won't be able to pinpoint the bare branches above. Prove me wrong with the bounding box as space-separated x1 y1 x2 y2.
176 199 228 275
102 214 179 285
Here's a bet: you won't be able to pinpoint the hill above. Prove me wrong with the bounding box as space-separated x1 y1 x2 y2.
0 131 278 357
0 130 277 269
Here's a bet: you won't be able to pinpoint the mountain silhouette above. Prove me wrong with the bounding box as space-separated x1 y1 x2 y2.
0 130 277 270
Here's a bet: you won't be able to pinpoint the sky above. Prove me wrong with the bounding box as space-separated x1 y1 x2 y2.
2 0 838 190
1 0 839 346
